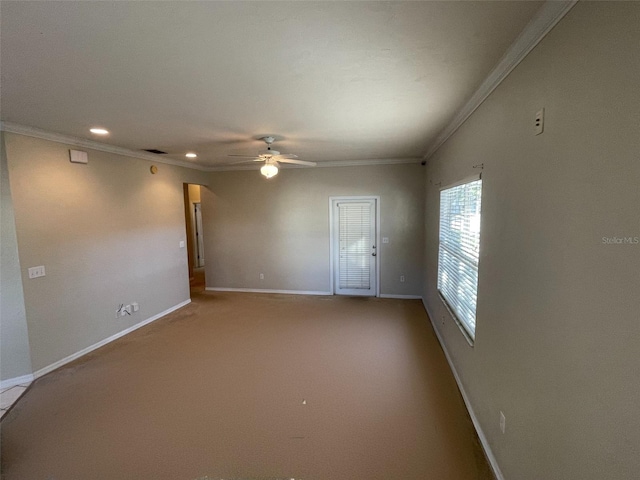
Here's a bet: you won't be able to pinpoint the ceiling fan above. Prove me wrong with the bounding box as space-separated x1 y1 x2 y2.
227 136 316 178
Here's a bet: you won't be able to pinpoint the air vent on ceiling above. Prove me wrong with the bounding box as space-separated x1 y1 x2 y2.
144 149 168 155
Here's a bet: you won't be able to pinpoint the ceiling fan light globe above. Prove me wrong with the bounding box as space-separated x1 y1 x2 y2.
260 163 279 179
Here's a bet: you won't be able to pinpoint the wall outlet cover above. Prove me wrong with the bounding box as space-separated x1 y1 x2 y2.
28 265 46 279
535 108 545 135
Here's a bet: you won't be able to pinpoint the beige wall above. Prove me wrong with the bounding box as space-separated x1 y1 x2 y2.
202 164 424 296
0 132 33 381
422 3 640 479
4 133 208 372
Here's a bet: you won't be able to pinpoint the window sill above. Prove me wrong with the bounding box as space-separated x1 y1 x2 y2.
437 292 475 347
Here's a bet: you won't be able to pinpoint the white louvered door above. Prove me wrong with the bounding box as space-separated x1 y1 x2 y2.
333 199 377 296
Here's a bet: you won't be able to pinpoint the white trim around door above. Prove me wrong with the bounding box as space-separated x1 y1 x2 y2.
329 196 381 297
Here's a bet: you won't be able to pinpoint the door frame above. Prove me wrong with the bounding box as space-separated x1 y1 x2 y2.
193 202 204 268
328 196 381 297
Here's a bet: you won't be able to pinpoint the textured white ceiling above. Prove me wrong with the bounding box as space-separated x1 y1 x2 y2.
0 1 543 167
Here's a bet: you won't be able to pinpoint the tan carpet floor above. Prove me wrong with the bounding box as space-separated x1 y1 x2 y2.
1 292 492 480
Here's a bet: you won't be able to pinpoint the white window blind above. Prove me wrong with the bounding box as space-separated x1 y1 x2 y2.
438 179 482 339
338 202 372 289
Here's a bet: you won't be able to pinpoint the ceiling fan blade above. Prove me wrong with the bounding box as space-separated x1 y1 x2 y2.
278 158 317 166
222 158 260 165
274 153 299 160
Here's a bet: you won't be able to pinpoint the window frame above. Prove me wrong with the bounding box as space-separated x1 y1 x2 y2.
437 175 483 345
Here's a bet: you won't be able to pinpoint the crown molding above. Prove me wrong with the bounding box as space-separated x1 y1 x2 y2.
2 121 421 172
423 0 578 161
0 121 209 171
208 157 422 172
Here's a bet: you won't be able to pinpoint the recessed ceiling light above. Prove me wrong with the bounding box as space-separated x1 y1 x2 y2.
185 153 197 158
90 128 109 135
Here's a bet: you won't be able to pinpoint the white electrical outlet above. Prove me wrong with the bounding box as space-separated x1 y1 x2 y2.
382 237 389 244
259 273 264 280
116 303 134 318
400 275 405 283
179 240 185 248
28 265 46 279
535 108 544 135
500 411 506 434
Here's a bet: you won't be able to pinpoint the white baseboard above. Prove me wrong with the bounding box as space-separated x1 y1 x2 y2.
0 373 35 390
207 289 422 300
379 294 422 300
205 287 332 296
33 299 191 379
421 298 505 480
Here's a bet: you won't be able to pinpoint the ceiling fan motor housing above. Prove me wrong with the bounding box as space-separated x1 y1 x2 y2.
259 149 280 157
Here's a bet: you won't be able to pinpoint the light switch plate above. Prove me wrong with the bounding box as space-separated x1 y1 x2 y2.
28 265 46 279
